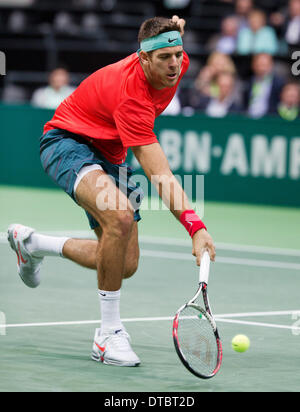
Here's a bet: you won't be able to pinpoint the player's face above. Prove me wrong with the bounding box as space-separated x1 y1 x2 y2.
147 46 184 89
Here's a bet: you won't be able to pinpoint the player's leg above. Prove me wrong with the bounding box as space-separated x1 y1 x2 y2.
74 168 135 291
92 221 139 279
62 208 140 366
60 238 98 269
62 160 140 278
18 222 139 275
8 129 141 365
61 222 139 276
9 224 138 274
8 129 141 285
8 175 140 285
74 168 140 366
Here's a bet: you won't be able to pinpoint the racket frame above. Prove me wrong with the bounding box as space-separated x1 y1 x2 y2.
172 252 223 379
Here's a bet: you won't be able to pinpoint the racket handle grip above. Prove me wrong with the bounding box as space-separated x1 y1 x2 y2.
199 251 210 284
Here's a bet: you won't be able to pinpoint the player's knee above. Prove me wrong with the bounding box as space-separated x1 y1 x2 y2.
115 210 134 236
103 210 134 238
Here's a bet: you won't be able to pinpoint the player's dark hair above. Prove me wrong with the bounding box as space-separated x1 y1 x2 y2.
138 17 181 43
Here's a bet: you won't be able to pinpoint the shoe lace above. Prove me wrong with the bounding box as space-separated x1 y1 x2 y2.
109 330 131 351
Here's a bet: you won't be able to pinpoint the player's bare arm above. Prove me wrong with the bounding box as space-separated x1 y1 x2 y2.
132 143 216 264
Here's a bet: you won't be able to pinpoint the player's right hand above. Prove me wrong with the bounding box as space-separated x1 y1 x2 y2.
192 229 216 266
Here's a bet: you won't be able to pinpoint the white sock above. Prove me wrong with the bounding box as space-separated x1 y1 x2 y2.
24 233 69 257
98 289 123 334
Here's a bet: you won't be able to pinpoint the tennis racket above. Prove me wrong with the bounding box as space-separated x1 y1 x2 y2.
172 251 222 379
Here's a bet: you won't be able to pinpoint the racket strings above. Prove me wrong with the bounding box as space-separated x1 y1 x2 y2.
177 306 219 377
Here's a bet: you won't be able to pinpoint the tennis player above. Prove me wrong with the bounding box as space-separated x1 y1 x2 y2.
8 16 216 367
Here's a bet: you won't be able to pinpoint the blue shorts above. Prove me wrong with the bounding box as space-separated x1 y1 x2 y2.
40 129 143 229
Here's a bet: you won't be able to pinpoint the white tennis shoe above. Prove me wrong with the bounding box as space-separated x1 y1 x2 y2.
7 223 43 288
91 327 141 367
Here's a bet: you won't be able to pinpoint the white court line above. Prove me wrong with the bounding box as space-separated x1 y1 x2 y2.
1 231 300 257
140 250 300 271
4 310 300 332
4 317 171 329
140 236 300 258
215 310 300 318
215 318 300 332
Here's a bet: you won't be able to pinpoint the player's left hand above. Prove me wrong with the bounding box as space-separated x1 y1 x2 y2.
171 15 186 36
192 229 216 266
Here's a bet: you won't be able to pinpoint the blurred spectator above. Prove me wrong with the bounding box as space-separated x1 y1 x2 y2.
270 0 300 47
81 12 108 39
208 16 239 54
72 0 98 8
194 52 237 97
101 0 116 12
285 0 300 46
180 53 243 116
2 83 27 104
237 9 279 55
204 72 243 117
7 10 28 32
53 11 79 35
81 13 101 34
276 81 300 120
163 0 191 8
235 0 253 31
31 68 76 109
216 0 253 30
245 53 285 118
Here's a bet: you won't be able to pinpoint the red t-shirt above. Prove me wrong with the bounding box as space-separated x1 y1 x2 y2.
44 51 189 164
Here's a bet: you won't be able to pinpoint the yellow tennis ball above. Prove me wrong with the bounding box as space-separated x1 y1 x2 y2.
231 334 250 353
